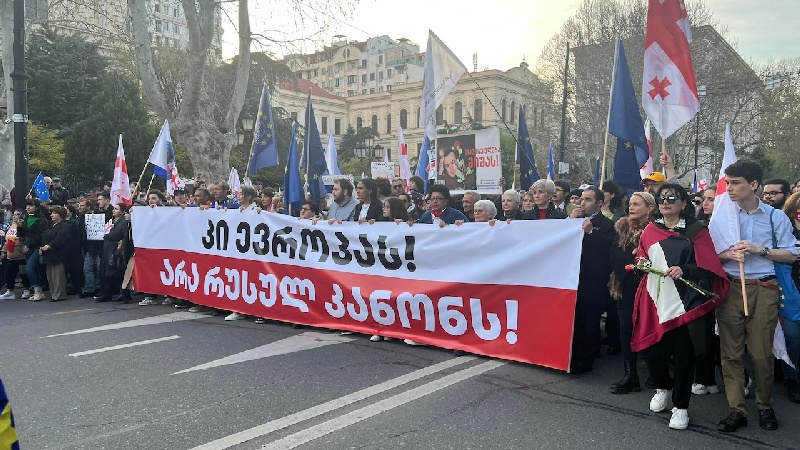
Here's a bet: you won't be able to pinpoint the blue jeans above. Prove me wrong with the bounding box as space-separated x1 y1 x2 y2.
781 318 800 381
25 248 41 288
83 252 100 293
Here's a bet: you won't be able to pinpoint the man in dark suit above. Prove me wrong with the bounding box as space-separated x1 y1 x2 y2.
569 185 616 373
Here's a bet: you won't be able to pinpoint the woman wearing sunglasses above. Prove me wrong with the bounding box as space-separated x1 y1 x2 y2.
631 184 728 430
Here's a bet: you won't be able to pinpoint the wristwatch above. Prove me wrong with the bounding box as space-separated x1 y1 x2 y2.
761 246 771 257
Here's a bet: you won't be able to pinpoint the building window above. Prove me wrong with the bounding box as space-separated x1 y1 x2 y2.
347 75 356 84
335 118 342 135
348 60 357 70
342 49 351 58
378 71 384 81
386 85 392 92
362 89 367 94
348 90 356 97
362 74 367 83
510 101 516 123
321 117 328 134
378 86 383 92
173 23 180 34
154 4 161 13
501 99 507 121
362 59 367 69
386 114 392 133
335 78 341 87
379 55 383 64
357 117 363 131
454 101 462 125
371 115 379 131
370 73 375 81
387 69 392 78
436 105 444 125
155 20 162 32
370 88 375 94
173 8 179 17
474 99 483 122
400 109 408 129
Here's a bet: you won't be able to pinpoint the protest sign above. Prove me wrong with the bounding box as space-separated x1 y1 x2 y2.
435 127 502 195
85 214 107 241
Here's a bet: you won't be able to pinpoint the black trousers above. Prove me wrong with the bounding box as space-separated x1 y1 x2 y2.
616 294 635 362
694 313 719 386
572 300 603 366
642 324 697 409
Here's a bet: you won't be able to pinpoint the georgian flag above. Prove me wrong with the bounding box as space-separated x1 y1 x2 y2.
111 135 132 206
419 30 467 141
642 0 700 139
640 119 654 179
397 123 412 190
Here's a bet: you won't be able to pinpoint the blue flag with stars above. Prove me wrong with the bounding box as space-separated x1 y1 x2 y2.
609 36 649 193
284 122 303 216
32 172 50 201
303 91 328 205
517 105 540 190
248 85 279 175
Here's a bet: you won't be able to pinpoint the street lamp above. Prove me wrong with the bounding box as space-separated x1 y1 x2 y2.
372 144 385 161
237 113 255 147
354 142 369 175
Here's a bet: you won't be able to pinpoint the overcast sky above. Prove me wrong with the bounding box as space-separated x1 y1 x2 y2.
224 0 800 70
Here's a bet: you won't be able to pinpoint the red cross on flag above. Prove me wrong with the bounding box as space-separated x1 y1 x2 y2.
642 0 700 139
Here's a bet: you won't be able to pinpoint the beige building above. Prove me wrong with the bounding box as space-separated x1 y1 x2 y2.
276 58 559 165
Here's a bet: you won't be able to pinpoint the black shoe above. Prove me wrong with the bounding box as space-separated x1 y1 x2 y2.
453 350 467 357
718 411 747 433
95 296 112 303
49 298 65 302
758 408 778 431
79 291 94 299
610 362 641 394
786 379 800 404
606 346 621 356
570 359 593 374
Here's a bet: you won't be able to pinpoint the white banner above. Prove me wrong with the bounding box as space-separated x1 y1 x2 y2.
370 162 396 179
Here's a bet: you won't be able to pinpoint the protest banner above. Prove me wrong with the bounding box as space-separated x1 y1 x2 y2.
370 162 396 179
131 208 583 371
85 214 107 241
435 127 502 195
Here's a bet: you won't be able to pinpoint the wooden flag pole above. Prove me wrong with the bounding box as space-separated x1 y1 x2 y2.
131 162 150 201
146 172 156 192
739 260 749 316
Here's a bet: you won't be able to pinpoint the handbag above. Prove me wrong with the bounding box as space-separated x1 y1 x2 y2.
770 210 800 321
107 251 127 278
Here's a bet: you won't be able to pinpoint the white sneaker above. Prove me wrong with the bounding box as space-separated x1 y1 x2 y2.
403 339 427 346
20 289 31 299
339 331 353 336
188 306 212 313
744 377 754 398
691 383 719 395
0 290 15 300
161 296 176 305
369 335 382 342
138 297 159 306
224 312 245 321
669 407 689 430
650 389 671 412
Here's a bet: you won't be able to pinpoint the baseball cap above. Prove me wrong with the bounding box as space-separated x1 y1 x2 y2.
52 176 62 182
642 172 667 183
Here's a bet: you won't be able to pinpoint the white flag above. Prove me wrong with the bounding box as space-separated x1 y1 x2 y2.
419 30 467 141
708 123 739 253
325 130 341 176
228 167 241 197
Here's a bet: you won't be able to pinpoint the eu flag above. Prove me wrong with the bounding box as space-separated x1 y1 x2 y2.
609 36 649 193
0 376 20 450
32 172 50 201
517 105 540 190
284 122 303 216
248 85 279 175
303 91 328 204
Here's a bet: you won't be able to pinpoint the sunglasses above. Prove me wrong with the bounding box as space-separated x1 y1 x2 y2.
692 200 702 205
659 195 679 205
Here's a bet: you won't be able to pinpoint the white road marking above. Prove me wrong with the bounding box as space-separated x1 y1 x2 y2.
42 312 212 338
260 360 506 449
174 331 354 375
188 357 478 450
68 335 181 357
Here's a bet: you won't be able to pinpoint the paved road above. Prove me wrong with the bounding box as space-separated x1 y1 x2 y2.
1 294 797 449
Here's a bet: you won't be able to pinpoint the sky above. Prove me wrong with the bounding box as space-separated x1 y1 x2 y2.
223 0 800 70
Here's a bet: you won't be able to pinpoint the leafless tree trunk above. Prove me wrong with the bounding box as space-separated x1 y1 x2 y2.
0 0 16 189
128 0 251 181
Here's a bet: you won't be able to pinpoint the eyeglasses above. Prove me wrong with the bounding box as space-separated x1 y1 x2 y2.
763 191 784 197
392 185 404 189
429 196 446 201
659 195 679 204
692 200 702 205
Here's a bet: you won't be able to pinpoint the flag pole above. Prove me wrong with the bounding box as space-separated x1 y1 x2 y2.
147 172 156 192
600 36 621 189
131 162 150 201
738 261 749 316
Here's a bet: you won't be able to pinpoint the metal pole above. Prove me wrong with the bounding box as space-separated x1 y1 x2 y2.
693 113 700 175
558 42 570 178
11 0 29 207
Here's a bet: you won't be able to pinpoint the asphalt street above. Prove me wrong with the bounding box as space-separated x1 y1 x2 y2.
1 294 798 450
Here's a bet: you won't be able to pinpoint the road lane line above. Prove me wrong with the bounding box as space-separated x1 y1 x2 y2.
69 335 181 357
174 331 354 374
188 356 478 450
49 308 98 315
260 360 506 449
43 312 212 338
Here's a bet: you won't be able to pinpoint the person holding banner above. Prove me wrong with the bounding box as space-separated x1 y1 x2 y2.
498 190 524 221
522 180 567 221
353 178 382 222
715 161 797 432
328 180 357 221
418 185 467 226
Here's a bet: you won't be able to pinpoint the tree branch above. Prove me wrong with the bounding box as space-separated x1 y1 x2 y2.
223 0 251 132
127 0 168 121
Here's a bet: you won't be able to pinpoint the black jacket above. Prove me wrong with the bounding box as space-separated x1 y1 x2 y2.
40 220 72 265
522 203 568 220
353 201 382 221
577 213 616 304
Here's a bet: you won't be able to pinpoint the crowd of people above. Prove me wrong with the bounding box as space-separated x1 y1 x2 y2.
1 158 799 433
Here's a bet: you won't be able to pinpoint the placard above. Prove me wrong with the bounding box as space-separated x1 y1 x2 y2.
85 214 107 241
